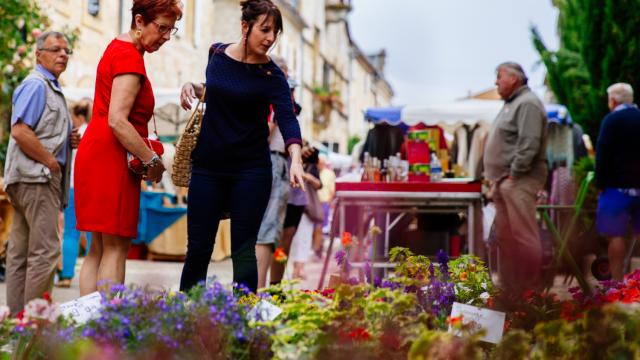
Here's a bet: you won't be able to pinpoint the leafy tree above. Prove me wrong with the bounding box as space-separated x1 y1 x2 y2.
0 1 78 169
531 0 640 140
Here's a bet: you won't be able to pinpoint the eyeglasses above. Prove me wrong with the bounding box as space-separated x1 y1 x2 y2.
152 21 178 35
40 47 73 55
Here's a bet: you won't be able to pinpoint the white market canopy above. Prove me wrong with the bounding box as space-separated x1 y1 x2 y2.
365 100 570 133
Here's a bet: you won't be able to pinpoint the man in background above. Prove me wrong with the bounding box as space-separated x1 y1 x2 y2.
3 31 78 314
595 83 640 281
483 62 548 296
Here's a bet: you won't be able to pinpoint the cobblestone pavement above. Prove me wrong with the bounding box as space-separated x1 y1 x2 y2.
0 259 234 305
0 250 336 305
2 245 636 306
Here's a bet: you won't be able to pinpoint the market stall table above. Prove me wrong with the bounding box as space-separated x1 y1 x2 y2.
318 181 483 288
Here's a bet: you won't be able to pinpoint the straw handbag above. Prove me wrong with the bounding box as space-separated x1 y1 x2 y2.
171 88 206 187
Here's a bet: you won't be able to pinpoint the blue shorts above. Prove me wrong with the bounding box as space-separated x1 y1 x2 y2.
596 188 640 237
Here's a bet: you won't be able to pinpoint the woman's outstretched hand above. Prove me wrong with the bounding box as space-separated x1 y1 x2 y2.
180 82 204 111
289 160 306 191
288 144 306 191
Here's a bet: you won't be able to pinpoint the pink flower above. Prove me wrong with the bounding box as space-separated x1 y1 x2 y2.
110 298 123 306
31 28 42 38
0 306 10 322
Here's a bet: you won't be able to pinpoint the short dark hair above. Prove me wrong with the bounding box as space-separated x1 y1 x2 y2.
130 0 183 29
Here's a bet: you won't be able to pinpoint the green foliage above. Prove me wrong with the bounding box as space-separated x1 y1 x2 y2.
347 135 361 155
494 304 640 359
0 1 48 129
448 256 494 307
492 330 532 360
0 1 79 170
408 329 485 360
389 246 432 285
531 0 640 140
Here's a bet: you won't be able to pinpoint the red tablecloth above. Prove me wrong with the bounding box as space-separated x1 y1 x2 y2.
336 181 481 193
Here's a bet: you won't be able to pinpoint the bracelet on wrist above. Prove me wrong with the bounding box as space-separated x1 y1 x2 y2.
143 153 160 168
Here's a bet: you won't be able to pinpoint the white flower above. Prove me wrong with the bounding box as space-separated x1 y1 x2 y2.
24 299 61 322
3 64 14 74
479 292 490 300
0 306 10 322
481 282 487 290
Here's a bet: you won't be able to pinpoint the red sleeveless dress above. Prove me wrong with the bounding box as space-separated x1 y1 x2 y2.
74 39 154 238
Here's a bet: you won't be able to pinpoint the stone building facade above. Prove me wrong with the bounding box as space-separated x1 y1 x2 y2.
42 0 393 152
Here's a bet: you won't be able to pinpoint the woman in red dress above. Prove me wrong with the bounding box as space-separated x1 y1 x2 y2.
74 0 182 295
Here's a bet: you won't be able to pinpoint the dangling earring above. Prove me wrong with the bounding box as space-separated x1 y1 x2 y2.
135 29 142 39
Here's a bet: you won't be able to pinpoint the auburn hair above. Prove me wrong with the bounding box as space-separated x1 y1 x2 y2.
130 0 183 29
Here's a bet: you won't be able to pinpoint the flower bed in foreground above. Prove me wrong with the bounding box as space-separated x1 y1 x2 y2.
2 248 640 359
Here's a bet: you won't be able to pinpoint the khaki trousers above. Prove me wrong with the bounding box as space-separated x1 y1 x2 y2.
5 173 62 315
493 174 544 295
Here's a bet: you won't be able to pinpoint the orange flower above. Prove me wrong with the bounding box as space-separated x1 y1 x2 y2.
446 314 463 327
459 272 468 281
274 247 288 264
341 232 352 247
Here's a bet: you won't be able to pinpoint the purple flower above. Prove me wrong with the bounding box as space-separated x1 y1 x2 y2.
437 249 449 266
364 262 372 282
335 250 346 265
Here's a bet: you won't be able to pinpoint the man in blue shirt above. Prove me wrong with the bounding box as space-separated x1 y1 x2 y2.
595 82 640 281
3 31 79 315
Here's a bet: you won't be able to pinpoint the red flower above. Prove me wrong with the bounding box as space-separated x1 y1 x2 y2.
522 289 536 301
321 288 335 298
338 326 371 343
341 232 352 247
622 288 640 303
560 301 583 321
42 292 52 303
486 297 494 308
503 319 511 332
348 327 371 341
601 289 622 303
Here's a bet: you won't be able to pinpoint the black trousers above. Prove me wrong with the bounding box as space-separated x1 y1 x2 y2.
180 166 272 293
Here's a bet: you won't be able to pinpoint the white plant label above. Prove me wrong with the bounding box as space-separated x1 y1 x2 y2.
448 302 505 344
